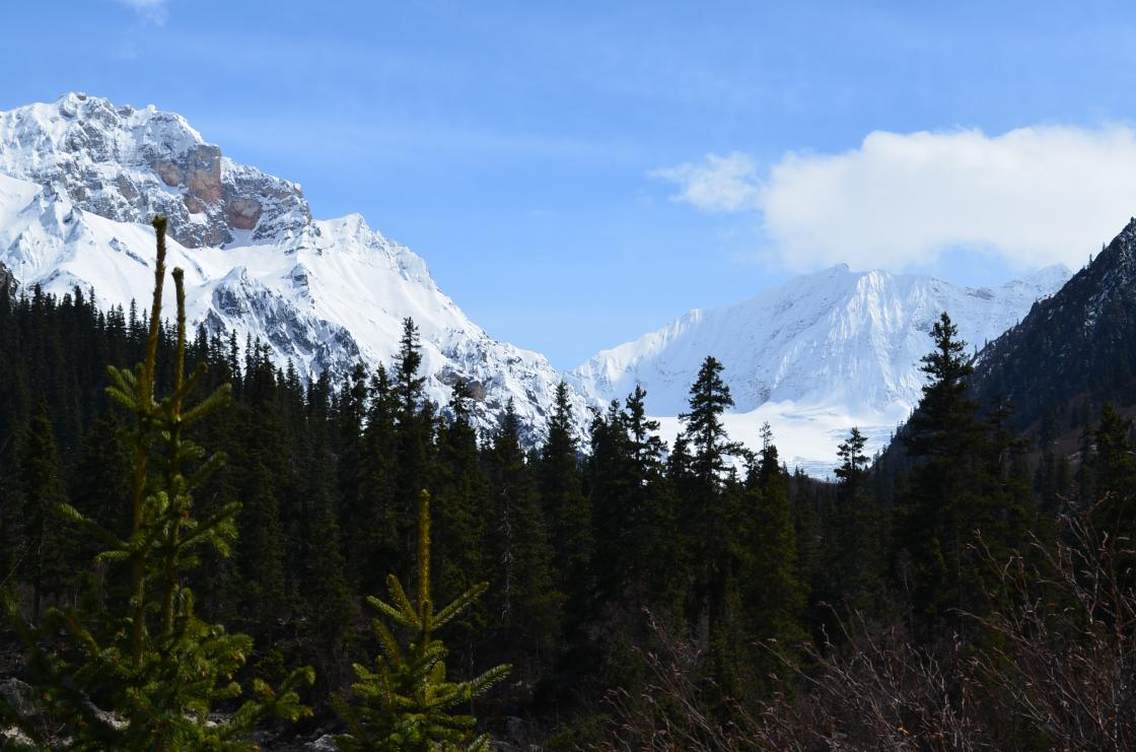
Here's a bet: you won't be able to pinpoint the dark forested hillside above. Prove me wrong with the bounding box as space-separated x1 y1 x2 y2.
972 217 1136 433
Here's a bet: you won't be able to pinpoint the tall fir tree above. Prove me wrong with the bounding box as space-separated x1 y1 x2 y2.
483 400 563 690
1087 403 1136 583
739 427 805 693
677 356 746 689
15 404 74 622
897 312 1023 634
297 372 358 694
432 380 490 664
539 382 592 635
393 318 432 570
347 364 401 595
336 361 371 570
817 426 885 625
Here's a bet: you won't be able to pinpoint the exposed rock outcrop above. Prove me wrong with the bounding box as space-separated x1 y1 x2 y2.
0 92 311 248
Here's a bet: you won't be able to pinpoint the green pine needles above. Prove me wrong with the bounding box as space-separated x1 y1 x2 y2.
337 489 511 752
4 216 313 750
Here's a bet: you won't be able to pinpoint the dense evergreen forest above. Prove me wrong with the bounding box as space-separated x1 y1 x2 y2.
1 222 1135 750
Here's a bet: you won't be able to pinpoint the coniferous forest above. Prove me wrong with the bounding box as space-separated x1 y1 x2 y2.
1 221 1135 751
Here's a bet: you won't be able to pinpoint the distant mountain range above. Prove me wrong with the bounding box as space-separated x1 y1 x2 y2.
572 264 1071 474
0 93 1078 468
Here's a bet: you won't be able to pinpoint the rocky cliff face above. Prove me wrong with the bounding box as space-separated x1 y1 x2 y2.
0 92 310 249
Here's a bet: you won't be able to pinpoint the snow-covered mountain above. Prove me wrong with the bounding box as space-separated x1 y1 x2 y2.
573 263 1071 474
0 93 586 438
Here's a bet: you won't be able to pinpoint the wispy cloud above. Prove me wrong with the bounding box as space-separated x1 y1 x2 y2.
656 125 1136 272
114 0 169 24
650 152 761 213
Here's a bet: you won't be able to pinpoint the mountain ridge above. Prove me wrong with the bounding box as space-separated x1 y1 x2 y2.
574 262 1070 415
0 93 588 440
971 216 1136 431
574 261 1071 473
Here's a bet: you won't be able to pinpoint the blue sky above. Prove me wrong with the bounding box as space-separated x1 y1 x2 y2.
5 0 1136 367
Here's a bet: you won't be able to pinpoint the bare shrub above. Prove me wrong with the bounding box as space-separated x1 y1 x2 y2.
595 515 1136 752
966 516 1136 751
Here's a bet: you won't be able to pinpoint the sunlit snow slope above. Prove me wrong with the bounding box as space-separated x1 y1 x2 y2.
574 264 1071 475
0 93 586 438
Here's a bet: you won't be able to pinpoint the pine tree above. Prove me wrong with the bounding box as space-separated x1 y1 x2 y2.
835 426 869 490
15 404 74 622
588 401 634 605
1088 403 1136 583
394 319 431 564
1091 403 1136 506
349 363 401 594
336 362 371 566
740 432 805 691
756 421 779 486
904 313 981 460
483 400 563 687
235 460 288 632
818 426 884 621
897 312 1014 633
593 391 678 586
680 356 740 483
584 388 685 694
336 490 510 752
296 375 358 694
677 356 743 655
4 217 313 750
70 413 132 553
539 382 592 633
432 380 489 659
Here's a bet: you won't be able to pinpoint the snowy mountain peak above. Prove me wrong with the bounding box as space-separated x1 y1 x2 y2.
1018 263 1074 290
0 94 588 440
575 265 1069 416
573 264 1070 473
0 92 310 249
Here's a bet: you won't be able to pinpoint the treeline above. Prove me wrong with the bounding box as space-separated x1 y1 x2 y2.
1 260 1134 748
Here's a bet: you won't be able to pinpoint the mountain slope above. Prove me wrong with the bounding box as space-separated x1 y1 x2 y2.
575 264 1070 473
0 93 585 438
972 217 1136 431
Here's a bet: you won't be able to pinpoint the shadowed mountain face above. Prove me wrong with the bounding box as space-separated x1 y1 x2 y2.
973 217 1136 431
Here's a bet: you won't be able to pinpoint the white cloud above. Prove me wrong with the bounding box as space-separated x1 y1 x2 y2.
650 152 762 212
658 126 1136 272
114 0 169 23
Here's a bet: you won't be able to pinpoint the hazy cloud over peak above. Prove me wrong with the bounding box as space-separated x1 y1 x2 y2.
651 152 762 213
